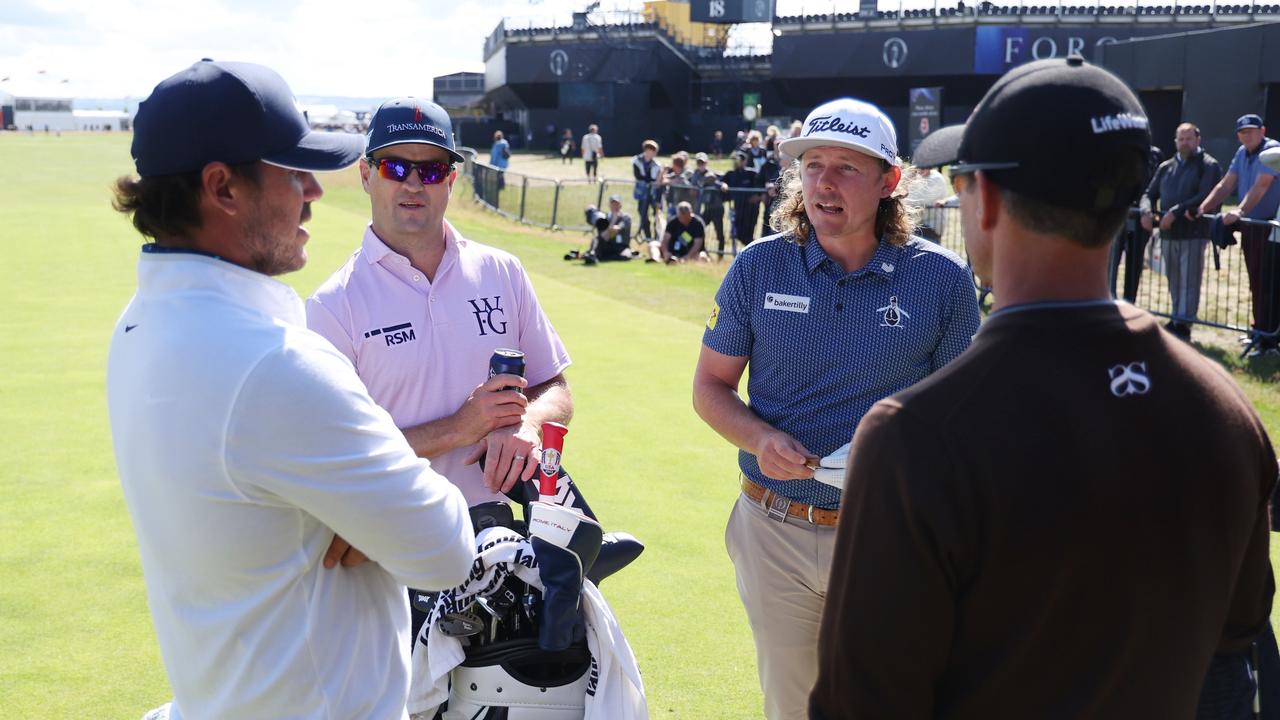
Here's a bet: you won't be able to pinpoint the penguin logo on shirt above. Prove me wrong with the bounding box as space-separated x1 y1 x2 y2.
877 296 910 328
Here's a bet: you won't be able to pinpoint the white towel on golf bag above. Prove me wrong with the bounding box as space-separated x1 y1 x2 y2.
410 526 543 714
409 527 647 719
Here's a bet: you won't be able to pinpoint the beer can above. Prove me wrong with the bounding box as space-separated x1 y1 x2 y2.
489 348 525 391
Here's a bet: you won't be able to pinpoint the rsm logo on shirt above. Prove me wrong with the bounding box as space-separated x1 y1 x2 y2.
364 322 417 346
764 293 810 314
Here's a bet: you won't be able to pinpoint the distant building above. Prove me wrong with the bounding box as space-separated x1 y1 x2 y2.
0 79 131 131
0 84 76 131
71 109 131 131
433 72 485 113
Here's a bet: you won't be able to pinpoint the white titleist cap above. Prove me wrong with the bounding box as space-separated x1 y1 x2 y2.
778 97 899 166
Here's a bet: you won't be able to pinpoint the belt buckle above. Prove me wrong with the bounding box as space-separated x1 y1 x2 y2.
765 492 791 524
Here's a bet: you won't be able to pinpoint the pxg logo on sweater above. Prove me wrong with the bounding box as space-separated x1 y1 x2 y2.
364 322 416 346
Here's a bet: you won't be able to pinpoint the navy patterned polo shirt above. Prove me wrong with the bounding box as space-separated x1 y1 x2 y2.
703 230 981 509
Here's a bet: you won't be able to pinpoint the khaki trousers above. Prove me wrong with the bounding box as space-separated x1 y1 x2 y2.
725 492 838 720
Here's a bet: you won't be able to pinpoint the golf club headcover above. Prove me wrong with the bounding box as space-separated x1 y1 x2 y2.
530 536 588 651
585 531 645 586
528 502 602 651
468 501 515 533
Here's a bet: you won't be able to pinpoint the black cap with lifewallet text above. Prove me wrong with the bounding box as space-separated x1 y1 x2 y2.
913 55 1152 211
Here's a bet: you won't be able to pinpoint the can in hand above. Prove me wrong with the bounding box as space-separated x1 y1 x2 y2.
488 348 525 392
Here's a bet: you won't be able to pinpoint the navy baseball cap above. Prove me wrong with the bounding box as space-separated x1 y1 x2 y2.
131 59 364 177
1236 114 1264 131
366 97 464 163
913 55 1151 210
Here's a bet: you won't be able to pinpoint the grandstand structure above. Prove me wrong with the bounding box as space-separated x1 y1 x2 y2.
482 1 1279 161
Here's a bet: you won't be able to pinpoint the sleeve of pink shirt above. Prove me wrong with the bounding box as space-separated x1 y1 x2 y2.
305 296 357 366
513 262 572 386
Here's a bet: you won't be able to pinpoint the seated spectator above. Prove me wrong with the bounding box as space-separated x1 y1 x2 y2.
648 201 710 263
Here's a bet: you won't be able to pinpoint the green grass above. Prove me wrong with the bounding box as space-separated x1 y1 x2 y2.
4 131 1280 719
0 133 754 719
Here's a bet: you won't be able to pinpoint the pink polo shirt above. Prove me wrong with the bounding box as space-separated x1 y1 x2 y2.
307 222 571 506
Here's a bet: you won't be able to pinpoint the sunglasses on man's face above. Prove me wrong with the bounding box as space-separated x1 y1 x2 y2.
367 156 454 185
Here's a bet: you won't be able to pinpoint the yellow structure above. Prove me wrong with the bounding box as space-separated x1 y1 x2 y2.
644 1 731 48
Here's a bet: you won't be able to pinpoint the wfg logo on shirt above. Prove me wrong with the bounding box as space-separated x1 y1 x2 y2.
468 296 508 336
364 322 416 346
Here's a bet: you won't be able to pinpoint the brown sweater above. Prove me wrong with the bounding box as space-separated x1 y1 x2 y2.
811 302 1276 720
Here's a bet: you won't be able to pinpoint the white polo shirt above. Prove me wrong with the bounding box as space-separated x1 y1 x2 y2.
307 222 572 506
107 247 475 720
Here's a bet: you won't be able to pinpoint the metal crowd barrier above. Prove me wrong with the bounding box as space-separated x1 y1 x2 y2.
1121 211 1280 350
461 155 1276 346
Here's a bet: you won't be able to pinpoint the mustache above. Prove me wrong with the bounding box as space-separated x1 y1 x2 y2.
300 203 312 224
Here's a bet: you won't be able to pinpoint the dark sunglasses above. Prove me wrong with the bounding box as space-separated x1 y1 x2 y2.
367 156 454 185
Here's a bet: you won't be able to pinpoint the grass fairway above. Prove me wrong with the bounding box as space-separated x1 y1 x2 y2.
0 132 757 719
5 131 1280 719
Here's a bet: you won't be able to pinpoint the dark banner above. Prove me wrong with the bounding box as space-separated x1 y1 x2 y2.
774 25 1198 79
503 43 657 84
973 26 1192 74
690 0 775 23
773 28 976 78
908 87 942 155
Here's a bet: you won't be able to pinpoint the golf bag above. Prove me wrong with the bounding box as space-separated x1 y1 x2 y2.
409 463 647 719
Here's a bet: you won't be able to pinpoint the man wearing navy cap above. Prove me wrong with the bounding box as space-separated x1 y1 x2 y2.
1199 114 1280 351
812 57 1276 718
307 97 573 506
108 61 475 719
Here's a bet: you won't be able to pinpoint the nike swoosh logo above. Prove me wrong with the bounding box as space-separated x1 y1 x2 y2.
125 324 138 333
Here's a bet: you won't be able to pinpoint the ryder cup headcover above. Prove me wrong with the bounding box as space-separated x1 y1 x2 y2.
528 502 603 573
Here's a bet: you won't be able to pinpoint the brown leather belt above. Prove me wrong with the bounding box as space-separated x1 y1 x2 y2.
741 476 839 527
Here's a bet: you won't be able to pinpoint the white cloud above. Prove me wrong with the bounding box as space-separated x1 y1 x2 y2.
0 0 641 99
1 0 915 100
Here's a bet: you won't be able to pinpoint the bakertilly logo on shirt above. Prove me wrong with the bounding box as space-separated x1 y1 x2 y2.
364 322 416 346
763 293 810 313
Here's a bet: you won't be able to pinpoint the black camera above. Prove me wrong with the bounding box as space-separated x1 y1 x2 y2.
584 205 610 233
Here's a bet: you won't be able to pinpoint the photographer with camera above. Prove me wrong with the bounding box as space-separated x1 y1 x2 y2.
569 196 635 264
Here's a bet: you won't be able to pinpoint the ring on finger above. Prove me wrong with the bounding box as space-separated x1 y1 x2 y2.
514 454 526 461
